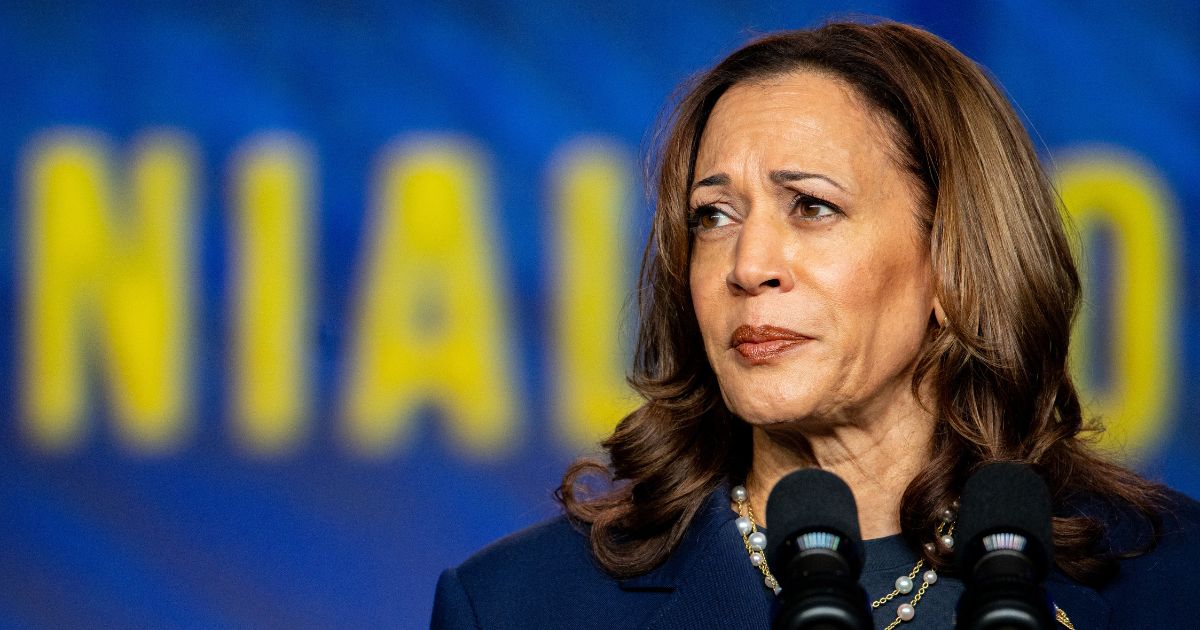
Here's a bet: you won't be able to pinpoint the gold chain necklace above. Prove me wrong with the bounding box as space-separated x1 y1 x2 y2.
730 485 1074 629
732 484 952 629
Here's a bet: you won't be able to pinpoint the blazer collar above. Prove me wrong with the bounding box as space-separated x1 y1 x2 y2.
617 481 733 591
618 481 775 628
1046 572 1111 629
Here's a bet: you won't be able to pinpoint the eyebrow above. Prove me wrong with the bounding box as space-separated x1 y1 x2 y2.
690 170 847 193
690 173 729 191
770 170 847 192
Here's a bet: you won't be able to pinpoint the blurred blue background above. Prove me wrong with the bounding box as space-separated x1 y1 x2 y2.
0 1 1197 628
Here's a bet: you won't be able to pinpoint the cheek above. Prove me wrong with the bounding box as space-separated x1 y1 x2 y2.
689 248 738 372
689 249 723 329
855 258 932 352
814 236 931 339
799 243 876 319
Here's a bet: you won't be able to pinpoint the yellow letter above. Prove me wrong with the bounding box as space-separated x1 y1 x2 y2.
549 139 640 450
22 130 195 453
229 134 313 455
1057 149 1177 458
341 137 515 456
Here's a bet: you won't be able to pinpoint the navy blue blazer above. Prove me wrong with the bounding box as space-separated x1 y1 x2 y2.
432 484 1200 629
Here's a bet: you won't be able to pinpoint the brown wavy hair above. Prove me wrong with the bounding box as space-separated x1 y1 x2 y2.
557 20 1165 585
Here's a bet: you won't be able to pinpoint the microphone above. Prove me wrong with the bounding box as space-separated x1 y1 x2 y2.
766 469 872 630
954 462 1055 630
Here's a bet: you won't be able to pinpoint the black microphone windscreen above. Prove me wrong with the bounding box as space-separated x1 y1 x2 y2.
955 462 1053 577
765 468 862 572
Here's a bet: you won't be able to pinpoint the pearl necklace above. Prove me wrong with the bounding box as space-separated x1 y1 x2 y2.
731 485 956 629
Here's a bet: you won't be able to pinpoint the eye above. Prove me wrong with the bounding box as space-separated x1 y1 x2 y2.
688 204 735 231
792 194 841 220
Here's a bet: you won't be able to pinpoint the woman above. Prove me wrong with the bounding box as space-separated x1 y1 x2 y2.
432 20 1200 629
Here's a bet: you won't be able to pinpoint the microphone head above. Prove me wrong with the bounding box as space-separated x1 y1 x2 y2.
955 462 1053 579
765 468 864 576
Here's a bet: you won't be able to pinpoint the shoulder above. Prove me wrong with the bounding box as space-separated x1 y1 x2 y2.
456 514 599 585
431 515 668 630
1106 487 1200 575
1096 488 1200 625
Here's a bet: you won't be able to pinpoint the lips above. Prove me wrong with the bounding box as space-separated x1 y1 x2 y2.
730 324 812 364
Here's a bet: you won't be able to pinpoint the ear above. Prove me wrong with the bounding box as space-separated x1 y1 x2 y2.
932 297 948 329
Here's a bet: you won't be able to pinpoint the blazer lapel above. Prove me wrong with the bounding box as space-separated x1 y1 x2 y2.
622 484 774 629
1046 574 1111 629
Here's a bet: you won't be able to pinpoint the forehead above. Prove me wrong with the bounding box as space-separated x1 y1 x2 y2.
694 70 901 185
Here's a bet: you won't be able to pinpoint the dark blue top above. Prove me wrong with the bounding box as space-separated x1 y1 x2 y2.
432 483 1200 629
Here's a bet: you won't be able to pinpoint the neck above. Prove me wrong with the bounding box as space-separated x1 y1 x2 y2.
744 398 936 540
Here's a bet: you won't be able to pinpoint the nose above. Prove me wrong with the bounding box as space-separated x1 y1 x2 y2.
727 216 794 295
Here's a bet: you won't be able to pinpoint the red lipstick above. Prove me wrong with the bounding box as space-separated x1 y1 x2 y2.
730 324 811 364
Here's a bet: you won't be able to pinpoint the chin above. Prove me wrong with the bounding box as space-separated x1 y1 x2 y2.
717 371 854 433
721 389 822 427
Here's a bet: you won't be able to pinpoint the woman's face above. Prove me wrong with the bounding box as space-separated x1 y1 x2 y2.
688 70 935 428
